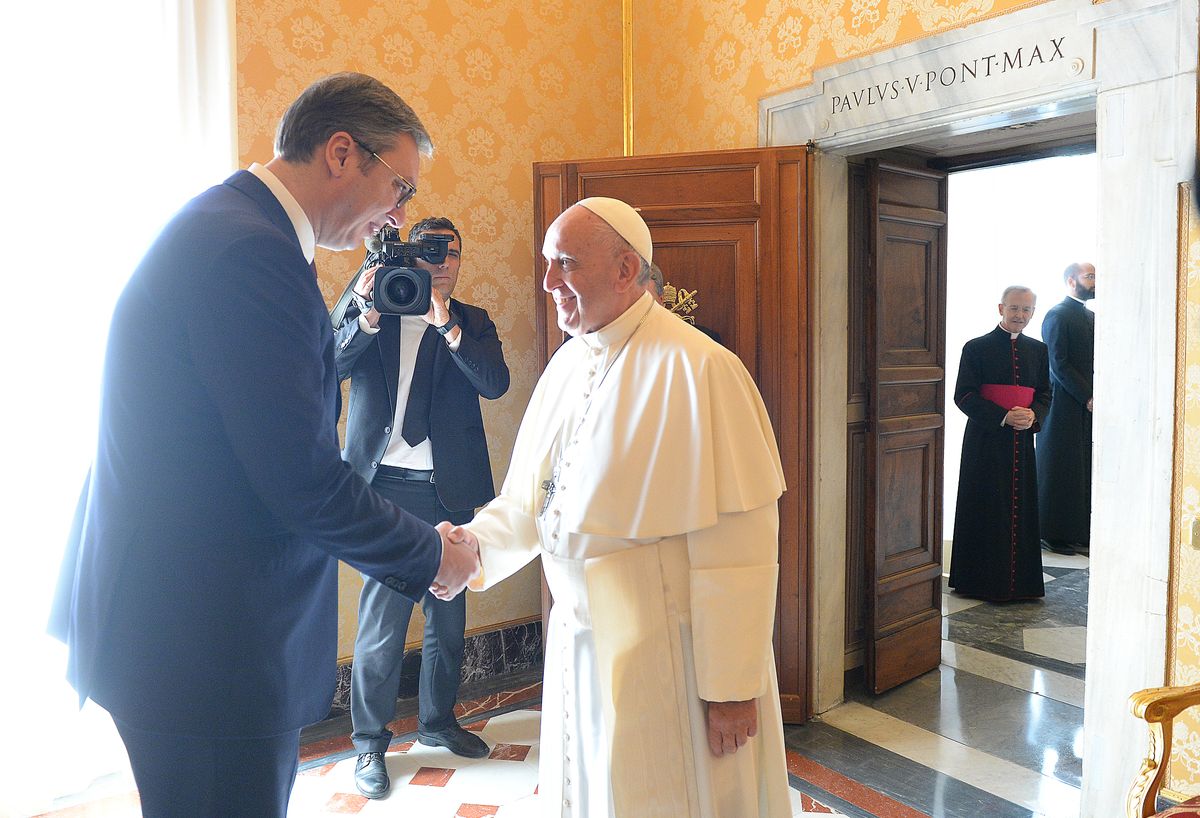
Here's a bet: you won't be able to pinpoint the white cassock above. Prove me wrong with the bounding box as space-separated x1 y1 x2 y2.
467 292 790 818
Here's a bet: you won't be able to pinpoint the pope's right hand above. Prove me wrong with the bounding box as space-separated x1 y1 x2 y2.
429 521 481 600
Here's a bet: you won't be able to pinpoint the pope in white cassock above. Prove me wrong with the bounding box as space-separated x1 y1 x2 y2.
440 197 791 817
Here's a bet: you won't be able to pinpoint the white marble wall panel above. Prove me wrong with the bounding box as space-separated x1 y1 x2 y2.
760 0 1102 152
1083 0 1195 802
811 152 851 715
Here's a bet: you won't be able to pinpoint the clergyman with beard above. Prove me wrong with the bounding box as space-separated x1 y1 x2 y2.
1037 262 1097 556
948 286 1052 602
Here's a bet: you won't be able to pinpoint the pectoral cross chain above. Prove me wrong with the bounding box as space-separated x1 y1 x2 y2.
539 478 557 519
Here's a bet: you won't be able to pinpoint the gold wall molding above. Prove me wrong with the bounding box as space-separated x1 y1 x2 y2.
623 0 634 156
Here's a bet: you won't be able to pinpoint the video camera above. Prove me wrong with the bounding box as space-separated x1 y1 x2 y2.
363 227 453 315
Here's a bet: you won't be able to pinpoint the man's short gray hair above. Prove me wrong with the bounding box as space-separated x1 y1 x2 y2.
275 72 433 163
1001 285 1035 303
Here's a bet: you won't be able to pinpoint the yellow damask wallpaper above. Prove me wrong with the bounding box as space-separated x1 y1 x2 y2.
233 0 1084 661
1171 184 1200 789
236 0 624 658
632 0 1050 154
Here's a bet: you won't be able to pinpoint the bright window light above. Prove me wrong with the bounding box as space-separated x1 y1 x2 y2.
0 3 234 813
944 154 1098 541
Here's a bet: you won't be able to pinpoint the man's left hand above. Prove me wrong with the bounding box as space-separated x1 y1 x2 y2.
706 699 758 757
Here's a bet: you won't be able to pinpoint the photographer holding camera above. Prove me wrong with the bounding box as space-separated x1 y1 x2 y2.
333 216 510 798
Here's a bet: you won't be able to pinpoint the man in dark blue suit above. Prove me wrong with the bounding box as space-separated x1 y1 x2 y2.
334 216 509 796
48 73 481 817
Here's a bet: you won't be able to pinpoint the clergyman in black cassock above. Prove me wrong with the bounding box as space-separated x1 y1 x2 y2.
1037 263 1096 553
949 288 1052 602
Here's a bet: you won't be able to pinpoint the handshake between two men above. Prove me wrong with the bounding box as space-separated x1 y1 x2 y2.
428 522 481 600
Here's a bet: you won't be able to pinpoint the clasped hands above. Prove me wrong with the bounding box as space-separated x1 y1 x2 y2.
429 522 481 600
1003 406 1035 430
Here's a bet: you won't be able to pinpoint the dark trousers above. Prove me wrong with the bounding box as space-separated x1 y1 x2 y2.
351 473 472 753
115 717 299 817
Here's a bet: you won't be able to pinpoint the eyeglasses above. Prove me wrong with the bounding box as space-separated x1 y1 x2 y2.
351 137 417 210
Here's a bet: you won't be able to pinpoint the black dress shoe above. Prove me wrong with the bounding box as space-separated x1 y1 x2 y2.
1071 543 1090 556
354 752 390 799
417 724 490 758
1040 539 1076 555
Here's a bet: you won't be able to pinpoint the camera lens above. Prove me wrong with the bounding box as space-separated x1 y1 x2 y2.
373 266 431 315
384 273 418 307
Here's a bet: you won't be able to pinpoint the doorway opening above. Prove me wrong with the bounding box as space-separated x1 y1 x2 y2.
825 124 1096 816
943 151 1097 642
939 150 1096 802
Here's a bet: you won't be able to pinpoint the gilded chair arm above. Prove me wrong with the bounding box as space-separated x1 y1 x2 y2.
1127 683 1200 818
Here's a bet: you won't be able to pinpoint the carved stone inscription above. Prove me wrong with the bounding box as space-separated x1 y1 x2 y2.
810 20 1093 136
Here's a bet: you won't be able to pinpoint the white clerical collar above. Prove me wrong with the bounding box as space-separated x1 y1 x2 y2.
997 323 1021 339
248 163 316 264
581 291 655 350
1068 294 1087 305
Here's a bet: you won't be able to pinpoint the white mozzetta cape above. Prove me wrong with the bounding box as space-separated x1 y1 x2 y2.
502 293 785 540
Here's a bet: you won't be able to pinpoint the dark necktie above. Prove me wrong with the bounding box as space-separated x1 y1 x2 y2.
401 326 440 446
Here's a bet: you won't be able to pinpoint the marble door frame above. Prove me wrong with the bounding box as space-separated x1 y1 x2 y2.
760 0 1198 815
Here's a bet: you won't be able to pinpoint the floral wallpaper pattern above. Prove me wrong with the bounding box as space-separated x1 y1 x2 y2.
1171 185 1200 787
632 0 1048 154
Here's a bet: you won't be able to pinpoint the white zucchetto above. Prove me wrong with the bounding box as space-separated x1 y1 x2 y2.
576 197 653 265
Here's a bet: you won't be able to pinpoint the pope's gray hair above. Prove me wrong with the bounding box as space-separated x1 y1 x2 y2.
591 214 652 285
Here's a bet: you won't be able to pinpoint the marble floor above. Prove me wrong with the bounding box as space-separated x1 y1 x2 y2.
28 553 1088 817
783 550 1089 818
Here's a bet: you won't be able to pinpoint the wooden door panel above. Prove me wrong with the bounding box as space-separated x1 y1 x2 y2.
877 225 942 366
876 429 940 571
877 382 940 417
865 160 947 695
871 617 941 694
877 168 942 210
574 162 761 207
650 223 757 369
533 147 811 721
845 426 868 655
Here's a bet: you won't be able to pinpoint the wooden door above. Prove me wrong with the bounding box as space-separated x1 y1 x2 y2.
863 159 947 695
533 147 812 722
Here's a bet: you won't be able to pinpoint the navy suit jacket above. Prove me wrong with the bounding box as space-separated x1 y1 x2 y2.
334 300 509 511
49 171 442 737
